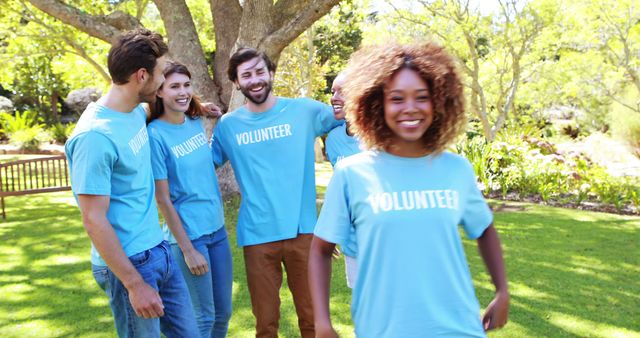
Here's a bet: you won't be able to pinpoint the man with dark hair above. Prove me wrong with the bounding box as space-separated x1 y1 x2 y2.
212 47 342 338
65 29 199 337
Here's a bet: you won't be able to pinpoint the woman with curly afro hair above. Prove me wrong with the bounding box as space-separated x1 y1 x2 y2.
309 42 509 337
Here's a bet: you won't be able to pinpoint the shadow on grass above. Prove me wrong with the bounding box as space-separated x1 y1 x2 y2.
2 192 637 337
467 205 640 337
0 192 113 337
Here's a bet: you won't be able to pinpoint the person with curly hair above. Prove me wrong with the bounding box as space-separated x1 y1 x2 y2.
309 42 509 337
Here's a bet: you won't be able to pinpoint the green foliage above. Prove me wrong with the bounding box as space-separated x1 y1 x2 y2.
313 0 365 75
454 136 496 193
48 122 76 144
0 110 48 151
185 0 216 62
274 29 328 101
8 125 49 151
11 56 70 122
455 127 640 212
608 88 640 157
368 0 555 140
520 0 640 133
273 0 366 101
0 110 42 134
0 0 111 106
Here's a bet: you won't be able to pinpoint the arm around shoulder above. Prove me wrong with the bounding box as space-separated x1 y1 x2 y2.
211 123 229 167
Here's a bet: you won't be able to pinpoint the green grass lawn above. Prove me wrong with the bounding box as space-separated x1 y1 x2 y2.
0 163 638 337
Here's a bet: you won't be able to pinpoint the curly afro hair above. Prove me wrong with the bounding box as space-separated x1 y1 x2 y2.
342 42 465 155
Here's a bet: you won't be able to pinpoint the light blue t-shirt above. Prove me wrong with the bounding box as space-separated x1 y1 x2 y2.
325 123 362 167
66 103 163 266
212 97 341 246
324 123 362 257
315 151 493 337
148 117 225 244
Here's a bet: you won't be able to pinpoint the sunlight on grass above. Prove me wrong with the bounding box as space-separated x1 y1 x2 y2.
0 283 34 302
46 194 78 206
315 161 333 200
548 311 640 338
0 321 68 337
333 323 355 337
509 282 554 300
33 254 84 267
88 296 108 308
0 166 638 337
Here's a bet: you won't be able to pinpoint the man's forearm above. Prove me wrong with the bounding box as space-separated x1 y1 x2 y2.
83 215 144 289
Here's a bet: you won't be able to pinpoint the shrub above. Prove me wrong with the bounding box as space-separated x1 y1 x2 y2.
0 110 42 134
9 125 49 152
455 126 639 213
0 110 48 151
49 122 76 144
454 136 496 193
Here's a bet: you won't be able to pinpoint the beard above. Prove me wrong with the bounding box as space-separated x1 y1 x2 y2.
138 76 162 104
239 79 273 105
138 83 160 104
138 90 157 104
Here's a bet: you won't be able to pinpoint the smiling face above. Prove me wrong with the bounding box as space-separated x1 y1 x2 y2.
157 72 192 115
383 68 434 156
331 73 347 120
235 56 274 106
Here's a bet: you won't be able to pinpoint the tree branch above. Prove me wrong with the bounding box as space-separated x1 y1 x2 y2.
25 0 140 44
272 0 312 28
261 0 341 58
211 0 242 108
17 2 112 84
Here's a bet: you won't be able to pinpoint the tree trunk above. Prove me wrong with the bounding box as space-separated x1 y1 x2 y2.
210 0 242 109
50 92 59 122
153 0 220 104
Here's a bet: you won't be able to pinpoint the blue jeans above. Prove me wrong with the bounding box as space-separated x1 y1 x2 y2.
171 227 233 338
92 241 199 338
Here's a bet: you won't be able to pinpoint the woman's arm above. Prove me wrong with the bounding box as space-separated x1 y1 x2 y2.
477 224 509 331
154 180 208 275
308 236 339 338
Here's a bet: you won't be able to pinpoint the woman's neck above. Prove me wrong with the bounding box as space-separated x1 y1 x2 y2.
159 109 186 124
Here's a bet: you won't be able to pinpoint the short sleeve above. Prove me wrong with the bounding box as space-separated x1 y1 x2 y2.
148 129 168 180
459 159 493 239
314 166 352 246
211 123 228 167
311 99 342 136
68 131 116 195
324 128 339 167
